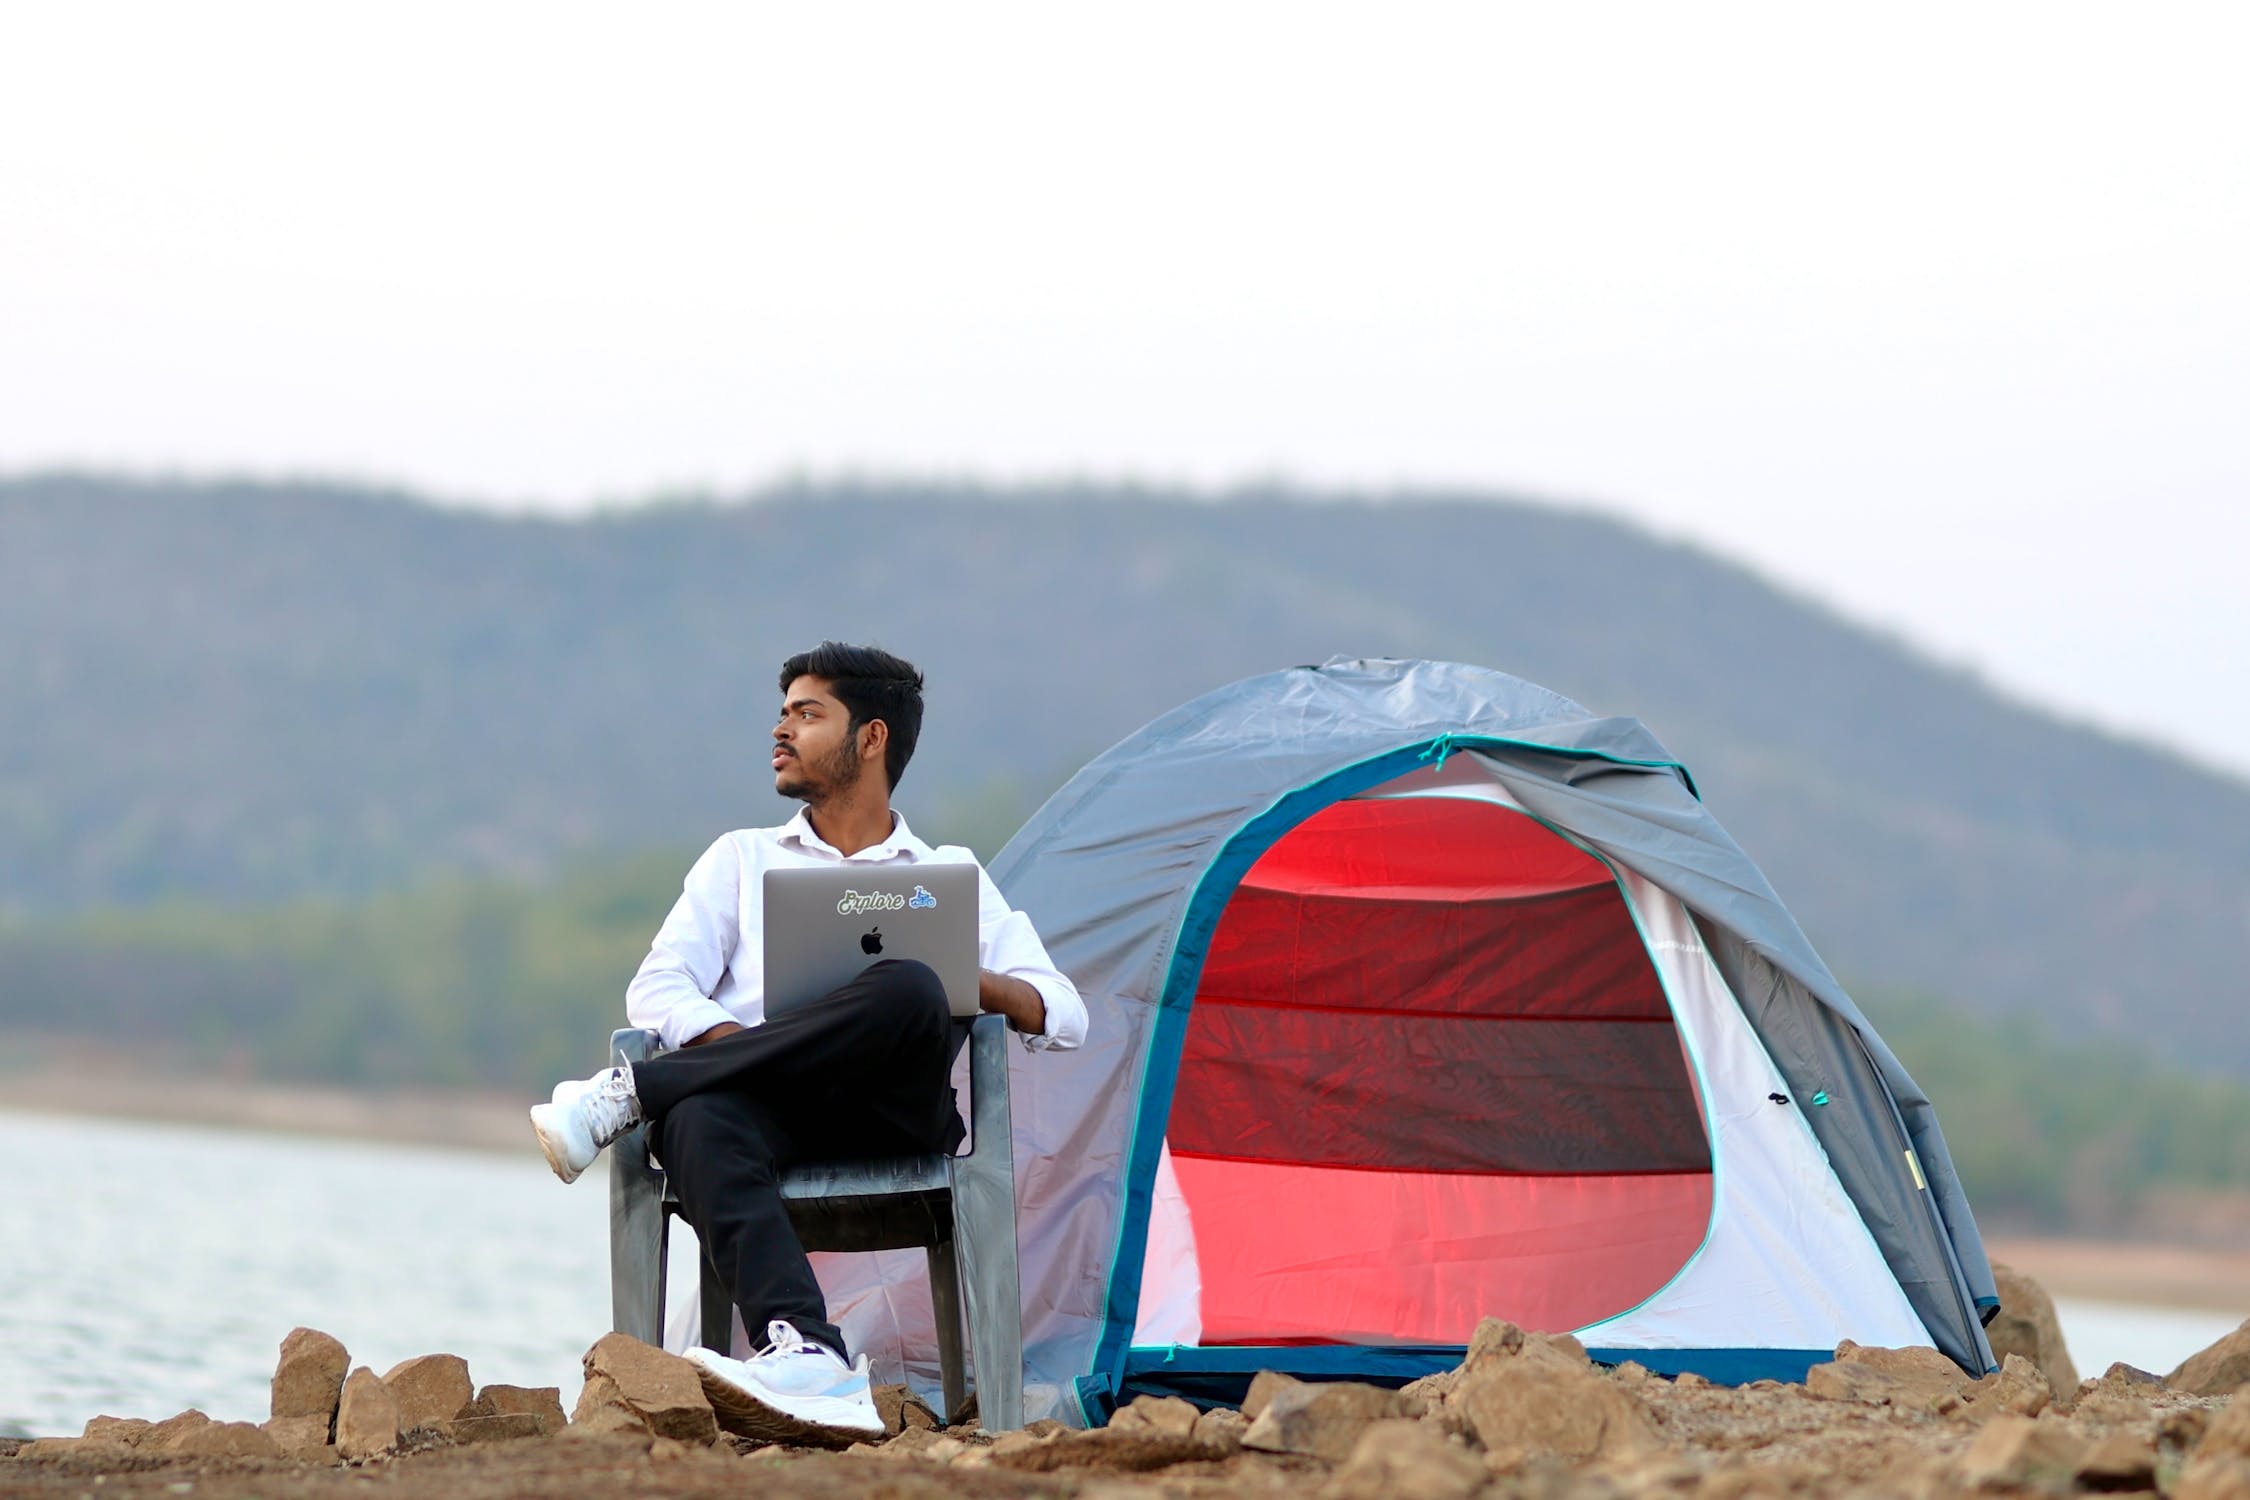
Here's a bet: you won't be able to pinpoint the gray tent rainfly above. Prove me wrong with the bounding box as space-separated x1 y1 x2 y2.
817 657 1998 1425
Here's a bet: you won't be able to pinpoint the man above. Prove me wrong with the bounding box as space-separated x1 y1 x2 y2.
531 642 1085 1434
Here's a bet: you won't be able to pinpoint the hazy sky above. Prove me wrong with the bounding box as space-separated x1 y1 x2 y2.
5 5 2245 775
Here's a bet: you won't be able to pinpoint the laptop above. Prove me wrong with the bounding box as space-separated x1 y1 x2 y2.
762 864 983 1019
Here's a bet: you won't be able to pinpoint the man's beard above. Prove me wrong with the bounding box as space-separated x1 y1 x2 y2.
780 737 863 803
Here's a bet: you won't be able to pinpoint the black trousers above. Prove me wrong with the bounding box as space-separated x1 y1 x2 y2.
631 959 966 1359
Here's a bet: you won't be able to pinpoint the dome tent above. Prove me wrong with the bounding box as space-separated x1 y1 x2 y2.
825 657 1998 1423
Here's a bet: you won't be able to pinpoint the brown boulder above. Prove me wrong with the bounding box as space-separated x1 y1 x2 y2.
80 1415 153 1447
872 1384 938 1437
142 1409 213 1450
261 1414 336 1461
1959 1353 2054 1420
2199 1387 2250 1462
2177 1457 2250 1500
16 1437 142 1463
1325 1419 1488 1500
1194 1406 1249 1452
1243 1380 1406 1463
448 1413 548 1444
1244 1369 1301 1419
1986 1263 2080 1394
1804 1341 1968 1413
579 1333 719 1445
271 1327 351 1422
1109 1395 1201 1437
1456 1359 1664 1465
2173 1321 2250 1397
2076 1429 2159 1490
167 1421 283 1459
474 1384 566 1436
1954 1413 2090 1489
337 1366 401 1461
381 1353 474 1431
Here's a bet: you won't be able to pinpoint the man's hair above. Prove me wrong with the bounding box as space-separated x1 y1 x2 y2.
778 642 926 790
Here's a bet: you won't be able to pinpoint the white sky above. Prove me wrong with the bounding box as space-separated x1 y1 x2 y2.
4 4 2246 776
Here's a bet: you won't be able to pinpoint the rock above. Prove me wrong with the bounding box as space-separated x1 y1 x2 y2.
1804 1342 1968 1412
474 1384 566 1436
1465 1317 1527 1369
1243 1380 1405 1463
381 1353 474 1431
872 1383 938 1437
337 1366 401 1461
1959 1354 2053 1420
168 1421 283 1459
2173 1321 2250 1397
142 1409 213 1450
1610 1362 1654 1388
1324 1419 1487 1500
80 1415 152 1446
1986 1263 2080 1395
1953 1413 2090 1489
1245 1369 1301 1420
272 1327 351 1421
448 1413 547 1444
1118 1395 1201 1437
2199 1387 2250 1461
559 1400 653 1446
1194 1406 1249 1452
16 1437 141 1463
262 1414 336 1461
579 1333 719 1445
989 1425 1212 1473
1455 1359 1663 1465
2075 1429 2158 1490
2072 1362 2167 1424
2177 1457 2250 1500
882 1427 952 1460
1674 1372 1711 1390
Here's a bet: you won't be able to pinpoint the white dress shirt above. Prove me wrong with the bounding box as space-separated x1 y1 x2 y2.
626 807 1087 1055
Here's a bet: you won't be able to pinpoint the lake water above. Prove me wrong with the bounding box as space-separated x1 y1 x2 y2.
0 1109 2240 1437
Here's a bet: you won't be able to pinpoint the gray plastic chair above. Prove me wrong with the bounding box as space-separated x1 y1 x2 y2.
606 1013 1024 1431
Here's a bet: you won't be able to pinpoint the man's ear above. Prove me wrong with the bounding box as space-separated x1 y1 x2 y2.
859 717 890 767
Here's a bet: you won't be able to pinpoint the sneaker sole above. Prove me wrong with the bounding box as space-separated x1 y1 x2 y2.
527 1106 584 1185
692 1367 881 1447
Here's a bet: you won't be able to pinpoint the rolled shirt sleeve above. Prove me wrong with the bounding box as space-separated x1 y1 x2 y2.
625 836 745 1052
973 865 1087 1051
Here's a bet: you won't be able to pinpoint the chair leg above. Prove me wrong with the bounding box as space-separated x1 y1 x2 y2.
927 1240 967 1423
609 1122 669 1344
951 1165 1024 1430
698 1244 734 1352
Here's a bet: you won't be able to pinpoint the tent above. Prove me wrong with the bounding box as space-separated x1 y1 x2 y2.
818 657 1998 1424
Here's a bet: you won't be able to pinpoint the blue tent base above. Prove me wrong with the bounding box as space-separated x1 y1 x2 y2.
1093 1344 1834 1419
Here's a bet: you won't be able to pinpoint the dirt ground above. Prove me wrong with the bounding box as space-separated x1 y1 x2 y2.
5 1355 2239 1500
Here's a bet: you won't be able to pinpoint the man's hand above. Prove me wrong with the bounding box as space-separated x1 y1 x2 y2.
685 1020 746 1047
978 970 1047 1037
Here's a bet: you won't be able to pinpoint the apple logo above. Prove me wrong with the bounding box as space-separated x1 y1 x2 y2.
860 927 883 956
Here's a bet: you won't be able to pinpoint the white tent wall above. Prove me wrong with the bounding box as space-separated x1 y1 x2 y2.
1587 866 1928 1352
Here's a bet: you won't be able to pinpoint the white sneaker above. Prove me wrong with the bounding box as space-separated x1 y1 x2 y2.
527 1066 640 1184
686 1320 884 1439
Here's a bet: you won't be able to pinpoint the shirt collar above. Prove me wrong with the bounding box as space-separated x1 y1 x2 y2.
776 805 930 861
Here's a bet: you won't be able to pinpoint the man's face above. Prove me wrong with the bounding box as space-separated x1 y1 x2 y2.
773 675 868 802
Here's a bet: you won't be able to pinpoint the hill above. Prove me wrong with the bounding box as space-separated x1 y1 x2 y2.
3 472 2246 1072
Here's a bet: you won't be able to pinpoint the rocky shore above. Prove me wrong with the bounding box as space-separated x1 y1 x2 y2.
6 1273 2247 1499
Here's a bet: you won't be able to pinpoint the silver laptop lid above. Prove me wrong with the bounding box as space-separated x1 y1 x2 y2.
762 864 983 1019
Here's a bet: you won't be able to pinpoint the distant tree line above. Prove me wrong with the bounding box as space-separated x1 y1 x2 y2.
1 854 2246 1238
